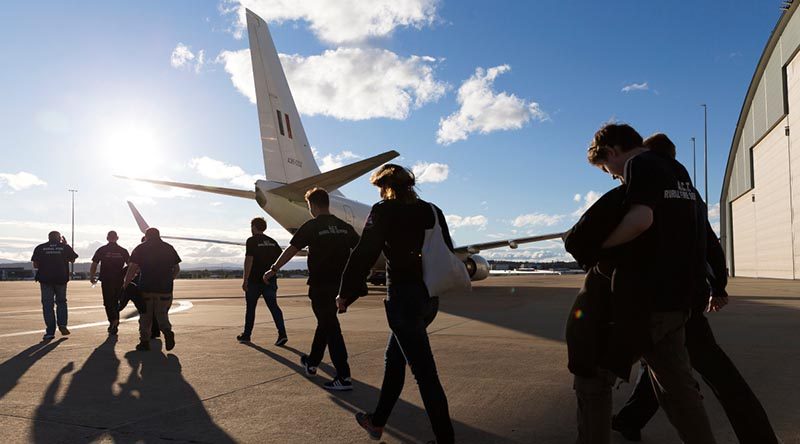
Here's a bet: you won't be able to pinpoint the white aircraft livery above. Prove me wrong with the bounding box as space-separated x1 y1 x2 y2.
118 9 563 282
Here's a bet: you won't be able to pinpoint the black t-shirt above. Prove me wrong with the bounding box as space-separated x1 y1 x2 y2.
130 239 182 293
92 243 130 282
246 233 282 283
31 242 79 285
290 214 359 287
623 150 706 311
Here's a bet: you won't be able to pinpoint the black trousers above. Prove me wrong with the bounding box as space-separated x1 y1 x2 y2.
101 279 121 323
129 289 161 338
307 284 350 379
615 311 779 444
372 282 454 444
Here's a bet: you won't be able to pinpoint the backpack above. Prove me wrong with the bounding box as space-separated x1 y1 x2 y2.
421 203 471 297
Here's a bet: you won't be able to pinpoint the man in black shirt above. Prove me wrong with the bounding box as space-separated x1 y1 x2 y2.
123 228 181 352
264 188 359 391
577 123 715 444
31 231 79 341
237 217 287 345
89 231 130 335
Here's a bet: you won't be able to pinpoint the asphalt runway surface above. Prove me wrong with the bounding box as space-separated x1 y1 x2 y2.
0 276 797 443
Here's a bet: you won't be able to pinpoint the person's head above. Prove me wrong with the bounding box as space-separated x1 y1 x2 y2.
304 187 330 217
370 164 418 203
251 217 267 235
144 227 160 241
48 231 61 243
643 133 676 159
107 230 119 243
587 123 645 177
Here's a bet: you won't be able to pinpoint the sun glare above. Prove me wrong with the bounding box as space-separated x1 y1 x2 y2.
99 122 164 175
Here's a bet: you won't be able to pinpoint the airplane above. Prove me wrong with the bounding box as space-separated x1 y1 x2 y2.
118 9 563 284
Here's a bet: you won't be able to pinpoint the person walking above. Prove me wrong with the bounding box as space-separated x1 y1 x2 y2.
31 231 78 341
89 231 130 335
123 228 180 352
263 188 358 390
338 164 456 444
237 217 287 345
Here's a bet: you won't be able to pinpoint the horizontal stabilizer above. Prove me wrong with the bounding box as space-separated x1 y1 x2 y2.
269 150 399 200
454 232 565 255
116 176 255 200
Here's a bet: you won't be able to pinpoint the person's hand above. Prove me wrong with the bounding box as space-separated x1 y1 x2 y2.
706 295 729 313
336 296 347 314
241 281 248 293
263 269 276 283
90 277 97 285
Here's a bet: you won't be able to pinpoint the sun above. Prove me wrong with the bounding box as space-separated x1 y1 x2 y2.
99 122 164 175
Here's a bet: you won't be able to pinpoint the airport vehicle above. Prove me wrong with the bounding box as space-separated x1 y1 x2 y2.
119 9 562 282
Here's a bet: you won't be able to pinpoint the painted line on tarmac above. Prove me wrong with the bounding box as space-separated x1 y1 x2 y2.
0 305 110 316
0 300 194 338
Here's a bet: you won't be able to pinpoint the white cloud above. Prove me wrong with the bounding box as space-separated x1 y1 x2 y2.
412 162 449 183
480 241 571 262
573 193 581 202
708 202 720 220
189 156 264 188
311 148 361 172
228 0 439 44
511 213 564 228
171 43 205 73
437 65 546 145
218 48 447 120
572 191 602 217
446 214 488 230
621 82 649 93
0 172 47 191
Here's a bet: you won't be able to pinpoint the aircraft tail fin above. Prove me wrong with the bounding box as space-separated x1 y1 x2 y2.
246 9 320 184
269 150 399 201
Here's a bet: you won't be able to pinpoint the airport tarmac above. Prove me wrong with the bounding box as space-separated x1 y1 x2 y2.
0 275 797 444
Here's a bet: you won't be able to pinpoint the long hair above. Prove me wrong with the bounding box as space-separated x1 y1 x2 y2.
370 164 419 203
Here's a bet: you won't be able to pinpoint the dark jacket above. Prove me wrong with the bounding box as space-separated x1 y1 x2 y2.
339 198 453 304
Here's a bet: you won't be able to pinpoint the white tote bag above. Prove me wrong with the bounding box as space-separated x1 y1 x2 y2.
421 203 471 297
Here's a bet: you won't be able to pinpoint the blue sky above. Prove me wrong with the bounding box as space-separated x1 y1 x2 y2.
0 0 783 265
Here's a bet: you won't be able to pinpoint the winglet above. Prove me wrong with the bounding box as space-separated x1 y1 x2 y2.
127 201 150 234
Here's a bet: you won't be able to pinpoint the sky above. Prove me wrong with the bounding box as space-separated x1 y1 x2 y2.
0 0 784 266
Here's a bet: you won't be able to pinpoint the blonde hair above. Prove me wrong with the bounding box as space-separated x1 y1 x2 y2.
370 164 418 203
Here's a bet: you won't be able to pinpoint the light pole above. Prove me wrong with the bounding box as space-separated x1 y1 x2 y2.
690 136 697 184
701 104 709 204
68 189 77 277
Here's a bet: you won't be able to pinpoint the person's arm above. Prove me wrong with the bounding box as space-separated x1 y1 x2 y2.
242 256 253 292
123 263 140 288
436 205 455 252
89 262 99 284
338 205 387 310
263 246 301 281
705 221 729 312
172 263 181 279
601 204 653 248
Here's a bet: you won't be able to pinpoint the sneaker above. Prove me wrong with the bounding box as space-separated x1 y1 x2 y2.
611 415 642 442
323 376 353 391
237 333 251 343
58 325 70 336
355 412 383 441
163 331 175 351
274 335 288 346
135 341 150 351
300 354 317 376
42 333 55 341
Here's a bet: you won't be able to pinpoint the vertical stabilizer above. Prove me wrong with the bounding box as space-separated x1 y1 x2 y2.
246 9 321 184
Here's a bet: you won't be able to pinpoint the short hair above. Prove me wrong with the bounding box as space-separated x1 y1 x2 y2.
587 123 644 165
107 230 118 239
145 227 160 240
644 133 676 159
370 164 418 202
251 217 267 232
304 187 329 208
48 231 61 242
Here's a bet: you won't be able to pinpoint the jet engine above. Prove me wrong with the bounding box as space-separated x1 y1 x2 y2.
465 255 490 281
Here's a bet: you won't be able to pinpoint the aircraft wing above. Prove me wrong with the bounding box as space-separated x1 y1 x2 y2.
453 232 565 255
126 201 306 254
116 176 256 200
269 150 400 201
